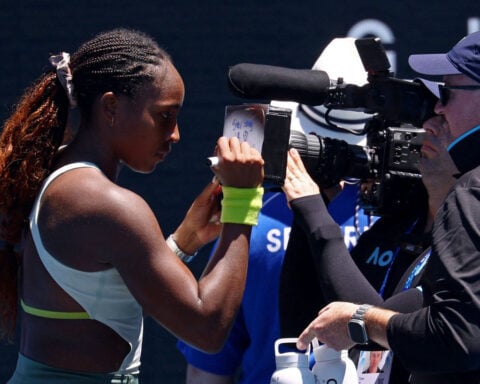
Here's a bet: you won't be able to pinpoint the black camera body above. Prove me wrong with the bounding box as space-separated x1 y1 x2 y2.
362 124 425 216
262 110 426 216
304 125 426 216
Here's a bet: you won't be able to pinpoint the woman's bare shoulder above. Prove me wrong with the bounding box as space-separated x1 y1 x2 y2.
39 167 162 267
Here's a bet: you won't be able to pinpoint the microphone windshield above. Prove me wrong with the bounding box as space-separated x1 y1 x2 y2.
228 63 331 106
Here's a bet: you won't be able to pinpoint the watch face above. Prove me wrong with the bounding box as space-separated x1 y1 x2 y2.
348 319 368 344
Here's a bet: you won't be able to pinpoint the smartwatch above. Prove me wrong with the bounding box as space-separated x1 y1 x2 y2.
348 304 372 345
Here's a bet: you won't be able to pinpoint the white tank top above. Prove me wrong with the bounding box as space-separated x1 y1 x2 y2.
29 162 143 374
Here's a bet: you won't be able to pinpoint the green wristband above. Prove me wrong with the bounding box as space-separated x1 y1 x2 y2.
221 186 264 225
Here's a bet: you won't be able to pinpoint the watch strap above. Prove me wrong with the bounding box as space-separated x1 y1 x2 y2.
351 304 372 321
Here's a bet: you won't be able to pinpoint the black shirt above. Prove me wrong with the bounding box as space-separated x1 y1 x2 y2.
388 166 480 383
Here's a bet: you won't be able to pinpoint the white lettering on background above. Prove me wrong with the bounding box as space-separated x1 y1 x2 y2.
347 19 397 73
468 17 480 33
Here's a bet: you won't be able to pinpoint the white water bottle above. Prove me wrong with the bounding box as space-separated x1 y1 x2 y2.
270 338 317 384
311 339 358 384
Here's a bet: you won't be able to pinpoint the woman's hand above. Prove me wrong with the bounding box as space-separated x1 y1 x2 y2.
173 179 223 255
211 137 264 188
282 148 320 202
174 137 264 254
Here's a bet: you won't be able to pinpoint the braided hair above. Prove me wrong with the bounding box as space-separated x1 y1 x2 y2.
0 28 171 339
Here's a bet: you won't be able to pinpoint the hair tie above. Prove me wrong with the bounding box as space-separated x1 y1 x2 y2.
49 52 77 108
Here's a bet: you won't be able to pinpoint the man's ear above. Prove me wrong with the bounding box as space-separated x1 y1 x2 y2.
100 92 117 123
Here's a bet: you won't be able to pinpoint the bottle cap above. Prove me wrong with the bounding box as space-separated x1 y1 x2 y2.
274 338 310 368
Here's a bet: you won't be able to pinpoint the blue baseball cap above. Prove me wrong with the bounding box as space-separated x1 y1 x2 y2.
408 31 480 84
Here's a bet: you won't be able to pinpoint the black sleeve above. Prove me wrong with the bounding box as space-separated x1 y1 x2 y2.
279 194 424 337
290 194 385 304
387 182 480 373
279 220 328 337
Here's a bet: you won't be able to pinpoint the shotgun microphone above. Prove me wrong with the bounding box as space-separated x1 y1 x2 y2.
227 63 332 105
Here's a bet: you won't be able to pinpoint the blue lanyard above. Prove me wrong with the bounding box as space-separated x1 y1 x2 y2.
378 246 401 298
378 219 419 298
402 248 431 291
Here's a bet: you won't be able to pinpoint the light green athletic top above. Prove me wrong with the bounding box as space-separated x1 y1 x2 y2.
27 162 143 374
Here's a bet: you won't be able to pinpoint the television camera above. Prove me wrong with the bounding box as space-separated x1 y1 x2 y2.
225 38 438 216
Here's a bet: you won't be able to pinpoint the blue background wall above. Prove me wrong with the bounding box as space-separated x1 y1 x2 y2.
0 1 478 382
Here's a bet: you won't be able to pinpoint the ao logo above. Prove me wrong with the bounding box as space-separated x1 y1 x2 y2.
366 247 394 267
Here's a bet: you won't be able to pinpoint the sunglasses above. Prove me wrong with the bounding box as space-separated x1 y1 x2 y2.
438 84 480 105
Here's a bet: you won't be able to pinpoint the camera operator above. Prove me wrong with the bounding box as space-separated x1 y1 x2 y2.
280 114 457 383
294 31 480 383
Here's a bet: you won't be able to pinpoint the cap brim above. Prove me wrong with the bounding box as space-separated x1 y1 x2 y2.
408 53 461 76
415 78 441 98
